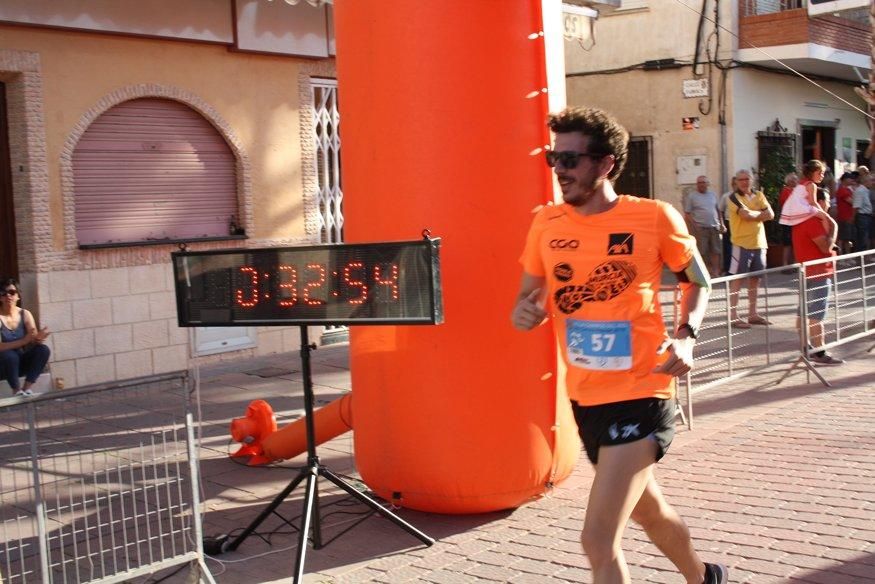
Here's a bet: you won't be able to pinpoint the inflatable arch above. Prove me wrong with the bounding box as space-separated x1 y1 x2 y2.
261 0 581 514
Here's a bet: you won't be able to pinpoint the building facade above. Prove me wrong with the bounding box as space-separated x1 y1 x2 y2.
564 0 871 209
1 0 339 388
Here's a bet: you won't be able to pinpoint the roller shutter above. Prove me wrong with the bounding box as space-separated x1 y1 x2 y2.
73 98 237 246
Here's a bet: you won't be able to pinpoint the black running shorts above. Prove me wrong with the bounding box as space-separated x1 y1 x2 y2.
571 397 677 465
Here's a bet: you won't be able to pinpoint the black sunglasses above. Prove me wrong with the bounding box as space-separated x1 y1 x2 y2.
545 150 606 169
1 288 18 296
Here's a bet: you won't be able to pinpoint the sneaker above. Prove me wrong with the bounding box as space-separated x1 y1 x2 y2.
705 562 729 584
809 353 844 365
13 389 33 398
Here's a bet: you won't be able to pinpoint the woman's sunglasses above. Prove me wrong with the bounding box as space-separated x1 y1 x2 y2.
1 289 19 296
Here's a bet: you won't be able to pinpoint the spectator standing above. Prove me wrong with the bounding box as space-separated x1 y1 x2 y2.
852 172 873 252
791 189 843 365
684 175 724 276
835 172 856 254
777 172 798 265
727 170 774 328
718 177 737 275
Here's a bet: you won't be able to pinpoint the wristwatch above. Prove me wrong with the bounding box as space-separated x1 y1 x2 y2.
677 323 699 340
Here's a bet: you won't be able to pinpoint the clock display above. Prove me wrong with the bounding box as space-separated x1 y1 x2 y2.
173 238 443 326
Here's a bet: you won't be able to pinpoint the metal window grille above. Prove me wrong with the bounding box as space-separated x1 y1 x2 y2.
311 79 343 244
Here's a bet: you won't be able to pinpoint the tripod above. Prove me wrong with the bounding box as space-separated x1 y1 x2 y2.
216 326 434 582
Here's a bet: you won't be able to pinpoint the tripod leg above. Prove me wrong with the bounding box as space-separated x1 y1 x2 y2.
311 463 323 549
319 467 435 546
223 468 308 552
293 465 319 583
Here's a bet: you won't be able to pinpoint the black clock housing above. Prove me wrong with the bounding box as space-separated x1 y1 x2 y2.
172 238 443 326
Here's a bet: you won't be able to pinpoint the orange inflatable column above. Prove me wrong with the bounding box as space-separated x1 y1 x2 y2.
334 0 579 513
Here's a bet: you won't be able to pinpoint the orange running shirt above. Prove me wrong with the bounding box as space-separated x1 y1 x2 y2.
520 196 695 406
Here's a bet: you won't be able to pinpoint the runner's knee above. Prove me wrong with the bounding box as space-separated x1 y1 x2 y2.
580 526 620 566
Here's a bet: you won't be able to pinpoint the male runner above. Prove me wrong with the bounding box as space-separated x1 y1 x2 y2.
511 106 727 584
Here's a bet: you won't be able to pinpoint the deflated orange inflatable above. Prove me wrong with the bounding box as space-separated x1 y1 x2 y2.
329 0 580 513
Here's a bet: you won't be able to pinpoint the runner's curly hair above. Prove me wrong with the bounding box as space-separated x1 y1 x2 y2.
547 107 629 180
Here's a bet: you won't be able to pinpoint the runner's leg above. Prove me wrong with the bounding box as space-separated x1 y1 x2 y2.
581 438 657 584
630 475 707 584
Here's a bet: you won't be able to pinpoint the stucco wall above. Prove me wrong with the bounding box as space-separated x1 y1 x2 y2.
731 68 869 176
564 1 736 75
566 66 726 210
0 25 336 388
0 25 320 247
566 64 869 210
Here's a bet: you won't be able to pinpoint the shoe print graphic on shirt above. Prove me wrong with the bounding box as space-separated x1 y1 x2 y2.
554 260 638 314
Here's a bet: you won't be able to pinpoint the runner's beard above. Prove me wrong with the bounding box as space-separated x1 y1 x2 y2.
563 175 604 206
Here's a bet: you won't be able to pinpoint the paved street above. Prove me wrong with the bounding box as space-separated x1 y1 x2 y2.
184 336 875 584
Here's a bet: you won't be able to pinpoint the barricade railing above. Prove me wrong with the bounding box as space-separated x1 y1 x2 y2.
0 373 215 584
675 248 875 428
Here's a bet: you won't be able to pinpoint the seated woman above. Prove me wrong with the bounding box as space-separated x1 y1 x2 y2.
0 277 51 397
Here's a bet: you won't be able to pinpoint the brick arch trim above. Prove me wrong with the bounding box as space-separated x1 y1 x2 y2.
59 85 253 251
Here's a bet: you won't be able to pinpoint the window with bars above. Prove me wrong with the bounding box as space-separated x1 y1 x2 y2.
311 79 343 243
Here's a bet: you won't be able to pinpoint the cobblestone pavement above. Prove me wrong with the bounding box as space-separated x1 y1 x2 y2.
180 338 874 584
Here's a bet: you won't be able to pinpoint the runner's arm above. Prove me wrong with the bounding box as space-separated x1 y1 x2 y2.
653 253 710 376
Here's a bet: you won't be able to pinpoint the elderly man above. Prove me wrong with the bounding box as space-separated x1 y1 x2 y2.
684 175 723 276
727 169 774 328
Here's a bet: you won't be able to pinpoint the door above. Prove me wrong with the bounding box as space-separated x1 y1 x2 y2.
801 125 836 170
0 82 18 279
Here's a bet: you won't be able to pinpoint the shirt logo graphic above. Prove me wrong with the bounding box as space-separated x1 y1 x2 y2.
553 262 574 282
608 422 641 441
550 239 579 250
554 261 637 313
607 233 634 255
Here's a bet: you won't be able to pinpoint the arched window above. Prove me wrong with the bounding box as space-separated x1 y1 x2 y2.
73 98 238 246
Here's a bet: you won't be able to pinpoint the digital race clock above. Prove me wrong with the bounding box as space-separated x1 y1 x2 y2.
172 238 443 326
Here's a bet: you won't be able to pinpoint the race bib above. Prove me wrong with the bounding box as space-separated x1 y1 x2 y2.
566 320 632 371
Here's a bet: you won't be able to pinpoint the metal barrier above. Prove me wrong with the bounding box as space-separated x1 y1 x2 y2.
0 373 215 584
675 249 875 428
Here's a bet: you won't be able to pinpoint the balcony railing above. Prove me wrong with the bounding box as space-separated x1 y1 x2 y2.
740 0 805 17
